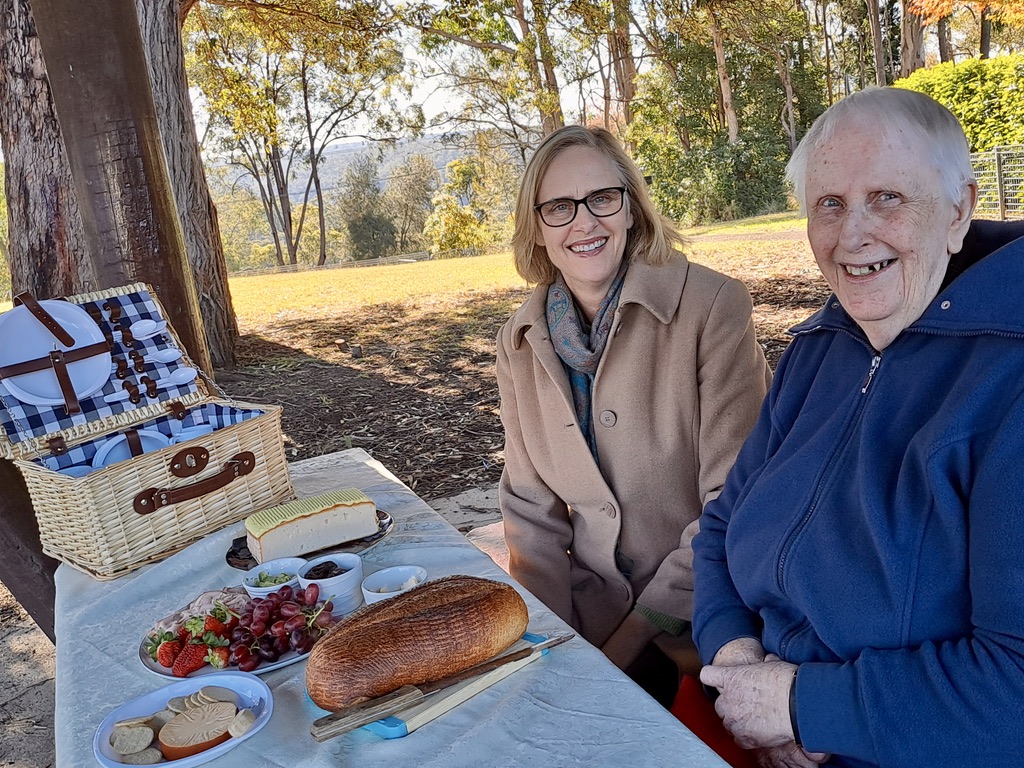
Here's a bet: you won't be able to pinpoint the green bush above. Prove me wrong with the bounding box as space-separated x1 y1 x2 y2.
641 137 789 226
896 54 1024 152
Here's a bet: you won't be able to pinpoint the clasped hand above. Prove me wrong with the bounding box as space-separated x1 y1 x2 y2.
700 641 829 767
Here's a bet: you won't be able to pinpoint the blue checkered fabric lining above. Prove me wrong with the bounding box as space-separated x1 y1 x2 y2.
0 287 263 473
29 403 261 474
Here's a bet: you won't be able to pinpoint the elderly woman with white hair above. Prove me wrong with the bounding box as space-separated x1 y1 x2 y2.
693 87 1024 768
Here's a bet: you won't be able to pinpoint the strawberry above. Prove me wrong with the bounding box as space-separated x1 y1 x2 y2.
205 646 230 669
171 642 208 678
212 600 238 633
177 624 192 645
156 640 182 669
143 630 175 662
203 614 229 637
184 615 206 639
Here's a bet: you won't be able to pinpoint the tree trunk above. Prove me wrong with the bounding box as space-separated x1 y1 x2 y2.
609 0 636 129
140 0 236 367
0 0 93 299
865 0 886 86
31 0 213 374
979 7 991 59
899 1 925 78
937 15 952 63
775 49 798 152
531 0 565 134
710 18 739 144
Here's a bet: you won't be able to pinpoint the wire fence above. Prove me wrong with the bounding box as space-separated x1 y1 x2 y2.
971 145 1024 221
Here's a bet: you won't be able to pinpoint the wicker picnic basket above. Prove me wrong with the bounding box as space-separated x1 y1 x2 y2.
0 283 295 579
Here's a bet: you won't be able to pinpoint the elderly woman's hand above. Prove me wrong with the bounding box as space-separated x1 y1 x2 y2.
700 658 797 749
711 636 765 666
756 743 830 768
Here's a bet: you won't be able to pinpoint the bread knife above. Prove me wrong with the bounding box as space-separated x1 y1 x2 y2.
310 633 575 742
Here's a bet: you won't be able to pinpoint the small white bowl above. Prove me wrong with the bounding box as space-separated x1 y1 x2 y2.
361 565 428 605
298 553 363 606
242 557 307 599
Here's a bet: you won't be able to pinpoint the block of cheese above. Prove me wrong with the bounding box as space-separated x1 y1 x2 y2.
245 489 379 562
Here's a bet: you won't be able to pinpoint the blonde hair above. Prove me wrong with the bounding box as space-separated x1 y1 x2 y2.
512 126 685 285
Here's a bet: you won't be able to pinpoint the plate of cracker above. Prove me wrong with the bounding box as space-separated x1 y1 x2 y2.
93 671 272 767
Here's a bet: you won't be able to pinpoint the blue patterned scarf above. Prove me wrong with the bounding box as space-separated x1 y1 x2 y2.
546 262 629 460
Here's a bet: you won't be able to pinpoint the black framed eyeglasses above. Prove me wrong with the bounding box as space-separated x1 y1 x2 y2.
534 187 627 227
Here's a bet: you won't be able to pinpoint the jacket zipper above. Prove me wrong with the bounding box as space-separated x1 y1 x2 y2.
775 352 881 654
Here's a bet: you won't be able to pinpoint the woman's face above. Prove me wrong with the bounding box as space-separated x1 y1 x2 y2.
535 145 633 305
804 117 973 350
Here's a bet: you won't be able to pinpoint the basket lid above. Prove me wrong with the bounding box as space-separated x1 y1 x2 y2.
0 283 212 461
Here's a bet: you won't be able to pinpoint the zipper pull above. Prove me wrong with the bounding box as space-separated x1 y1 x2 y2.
861 354 881 394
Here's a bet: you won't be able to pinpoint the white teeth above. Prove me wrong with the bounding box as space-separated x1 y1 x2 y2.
570 239 606 253
845 259 894 276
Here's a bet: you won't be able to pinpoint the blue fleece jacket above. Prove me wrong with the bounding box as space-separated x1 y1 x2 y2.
692 236 1024 768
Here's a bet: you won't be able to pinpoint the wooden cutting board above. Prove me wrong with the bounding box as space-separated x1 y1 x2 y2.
361 633 548 739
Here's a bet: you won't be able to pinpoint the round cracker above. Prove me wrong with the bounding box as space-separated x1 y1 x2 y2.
109 724 154 755
166 696 189 713
199 686 239 706
113 714 154 729
227 708 256 738
148 708 175 732
118 746 164 765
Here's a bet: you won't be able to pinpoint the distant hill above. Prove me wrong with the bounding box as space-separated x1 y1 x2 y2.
210 133 467 202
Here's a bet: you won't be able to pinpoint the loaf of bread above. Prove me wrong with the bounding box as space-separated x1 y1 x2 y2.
245 489 378 562
305 575 529 711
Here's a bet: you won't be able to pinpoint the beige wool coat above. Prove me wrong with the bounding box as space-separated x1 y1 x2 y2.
497 256 771 647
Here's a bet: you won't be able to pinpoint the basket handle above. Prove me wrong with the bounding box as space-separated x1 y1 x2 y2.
133 451 256 514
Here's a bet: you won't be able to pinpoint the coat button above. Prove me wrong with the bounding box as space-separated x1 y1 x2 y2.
599 410 617 427
602 502 617 518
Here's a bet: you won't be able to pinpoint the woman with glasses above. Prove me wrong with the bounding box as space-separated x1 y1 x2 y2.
496 125 771 704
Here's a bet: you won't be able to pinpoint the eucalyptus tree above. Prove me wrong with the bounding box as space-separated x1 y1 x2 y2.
0 0 239 364
186 0 408 267
399 0 566 139
384 154 440 253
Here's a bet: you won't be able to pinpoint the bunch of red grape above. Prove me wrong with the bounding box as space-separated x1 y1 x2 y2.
228 582 336 671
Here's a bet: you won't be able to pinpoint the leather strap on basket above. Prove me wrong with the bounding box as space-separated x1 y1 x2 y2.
125 429 144 458
133 451 256 515
13 292 75 346
0 340 111 379
48 349 81 415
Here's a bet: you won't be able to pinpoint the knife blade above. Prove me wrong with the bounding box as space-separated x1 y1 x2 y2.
310 632 574 742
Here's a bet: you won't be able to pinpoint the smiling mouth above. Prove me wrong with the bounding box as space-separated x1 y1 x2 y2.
570 238 607 254
844 258 895 277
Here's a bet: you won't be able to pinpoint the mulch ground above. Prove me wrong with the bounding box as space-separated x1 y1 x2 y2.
215 233 831 502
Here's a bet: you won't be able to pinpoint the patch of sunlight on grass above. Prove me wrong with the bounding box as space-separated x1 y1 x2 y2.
229 250 528 326
683 211 806 238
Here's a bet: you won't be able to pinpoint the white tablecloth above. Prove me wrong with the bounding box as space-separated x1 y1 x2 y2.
55 448 727 767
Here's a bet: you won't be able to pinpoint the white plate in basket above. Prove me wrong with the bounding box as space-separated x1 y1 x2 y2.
0 300 112 406
91 429 171 469
92 671 272 768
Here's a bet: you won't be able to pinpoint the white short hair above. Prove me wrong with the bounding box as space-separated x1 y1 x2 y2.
786 87 975 213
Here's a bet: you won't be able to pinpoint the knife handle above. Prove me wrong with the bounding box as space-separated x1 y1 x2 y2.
310 685 425 742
